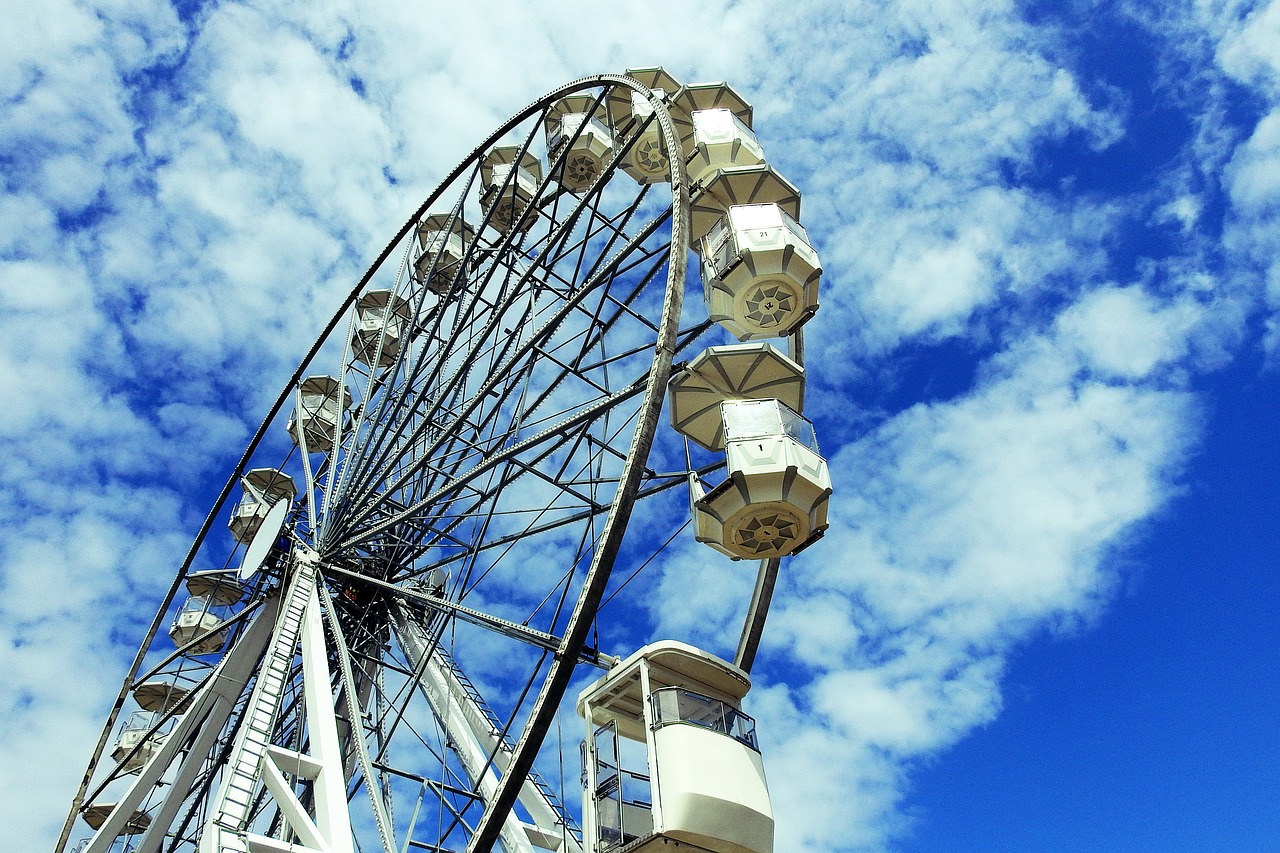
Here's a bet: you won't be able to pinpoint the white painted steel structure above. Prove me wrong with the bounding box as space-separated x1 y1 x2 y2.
57 70 831 853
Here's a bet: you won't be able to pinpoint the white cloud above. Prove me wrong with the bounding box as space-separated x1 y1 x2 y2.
647 538 759 648
739 1 1124 360
1222 109 1280 330
1056 285 1204 380
752 312 1198 849
1226 109 1280 215
1146 0 1280 356
1215 0 1280 92
1154 192 1203 231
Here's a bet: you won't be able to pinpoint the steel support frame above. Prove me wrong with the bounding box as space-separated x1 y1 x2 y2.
392 604 584 853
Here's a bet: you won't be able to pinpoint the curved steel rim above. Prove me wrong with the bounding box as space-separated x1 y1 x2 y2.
58 72 691 853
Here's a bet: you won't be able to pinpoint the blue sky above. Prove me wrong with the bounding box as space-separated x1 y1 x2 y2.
3 1 1279 851
904 356 1280 851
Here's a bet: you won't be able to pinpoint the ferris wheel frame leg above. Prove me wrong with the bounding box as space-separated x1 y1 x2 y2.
200 554 360 853
77 594 281 853
734 557 781 674
392 605 584 853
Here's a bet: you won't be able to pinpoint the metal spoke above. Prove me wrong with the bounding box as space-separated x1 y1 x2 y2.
59 74 719 853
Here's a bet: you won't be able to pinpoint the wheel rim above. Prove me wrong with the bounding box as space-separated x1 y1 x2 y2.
62 74 710 853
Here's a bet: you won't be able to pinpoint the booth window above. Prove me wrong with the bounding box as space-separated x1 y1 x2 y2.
649 687 759 751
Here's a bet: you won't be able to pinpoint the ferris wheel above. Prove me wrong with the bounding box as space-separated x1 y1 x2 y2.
57 70 832 853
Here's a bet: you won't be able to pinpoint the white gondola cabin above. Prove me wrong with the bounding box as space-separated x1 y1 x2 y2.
228 468 296 544
545 94 615 192
83 803 151 836
184 569 245 605
669 343 805 452
168 595 233 654
579 641 773 853
695 398 830 559
608 67 684 184
110 709 168 773
287 375 352 453
701 203 821 340
669 83 763 186
133 679 190 713
351 289 414 368
414 213 475 296
669 344 830 560
689 163 802 250
480 146 542 234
